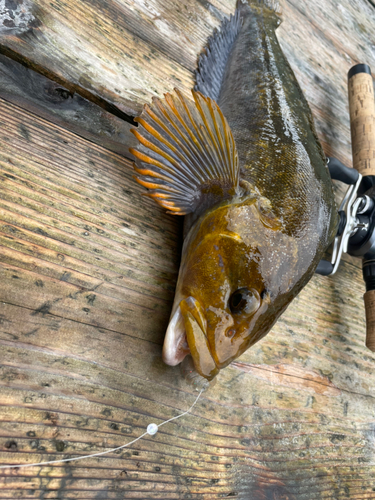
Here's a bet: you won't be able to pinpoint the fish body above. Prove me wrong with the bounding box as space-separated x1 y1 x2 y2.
130 0 338 379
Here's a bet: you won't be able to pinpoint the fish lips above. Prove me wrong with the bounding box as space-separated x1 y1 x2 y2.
162 297 219 380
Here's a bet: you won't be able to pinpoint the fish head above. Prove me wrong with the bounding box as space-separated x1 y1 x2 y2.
163 194 304 380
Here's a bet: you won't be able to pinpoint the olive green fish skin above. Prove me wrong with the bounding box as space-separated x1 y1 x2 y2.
218 1 338 245
170 1 339 377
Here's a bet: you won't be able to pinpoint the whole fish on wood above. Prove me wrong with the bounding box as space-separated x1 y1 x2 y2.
130 0 338 380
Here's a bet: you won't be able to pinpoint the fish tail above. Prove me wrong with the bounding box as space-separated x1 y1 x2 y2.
243 0 282 16
194 10 242 102
195 0 282 103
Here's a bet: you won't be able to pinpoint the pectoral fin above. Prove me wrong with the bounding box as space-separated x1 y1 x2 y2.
130 89 239 216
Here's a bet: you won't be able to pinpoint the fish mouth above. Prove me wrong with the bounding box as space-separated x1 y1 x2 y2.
162 304 190 367
162 297 219 380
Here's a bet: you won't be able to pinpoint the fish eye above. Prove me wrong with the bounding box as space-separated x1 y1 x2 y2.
229 288 260 315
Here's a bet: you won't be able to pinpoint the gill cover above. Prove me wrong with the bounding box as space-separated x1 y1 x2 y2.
130 89 239 215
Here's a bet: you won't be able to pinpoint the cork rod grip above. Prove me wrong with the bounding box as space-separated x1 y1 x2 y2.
348 64 375 176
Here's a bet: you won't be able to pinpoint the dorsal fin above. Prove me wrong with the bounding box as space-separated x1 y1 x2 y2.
129 89 239 216
195 9 242 102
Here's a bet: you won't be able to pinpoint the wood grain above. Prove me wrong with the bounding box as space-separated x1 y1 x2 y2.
0 0 235 116
0 0 375 498
0 53 137 159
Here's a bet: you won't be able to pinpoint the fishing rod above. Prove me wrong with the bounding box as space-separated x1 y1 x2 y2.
316 63 375 351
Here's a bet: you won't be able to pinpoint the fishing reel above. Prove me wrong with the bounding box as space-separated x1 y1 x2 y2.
316 157 375 278
316 63 375 351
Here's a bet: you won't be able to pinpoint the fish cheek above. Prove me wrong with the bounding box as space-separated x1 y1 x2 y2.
211 290 272 368
179 239 233 309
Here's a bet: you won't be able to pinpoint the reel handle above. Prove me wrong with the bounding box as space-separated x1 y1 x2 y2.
348 63 375 351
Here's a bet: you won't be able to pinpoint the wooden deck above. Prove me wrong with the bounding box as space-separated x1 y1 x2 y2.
0 0 375 498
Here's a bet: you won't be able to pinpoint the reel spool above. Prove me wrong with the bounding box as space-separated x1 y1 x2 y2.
316 63 375 351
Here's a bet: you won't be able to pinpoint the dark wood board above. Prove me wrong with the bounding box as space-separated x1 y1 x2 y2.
0 0 232 116
0 0 375 498
0 53 137 158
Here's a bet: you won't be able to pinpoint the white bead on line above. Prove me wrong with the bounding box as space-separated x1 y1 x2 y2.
146 423 158 435
0 388 204 469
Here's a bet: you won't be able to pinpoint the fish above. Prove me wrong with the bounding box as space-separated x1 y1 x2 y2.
129 0 338 380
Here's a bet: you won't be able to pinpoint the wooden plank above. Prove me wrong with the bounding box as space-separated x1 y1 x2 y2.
0 88 375 499
0 0 375 498
278 0 375 168
0 0 373 125
0 0 236 116
0 53 137 158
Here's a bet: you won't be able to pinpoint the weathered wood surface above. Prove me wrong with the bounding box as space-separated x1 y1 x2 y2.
0 0 375 498
0 0 232 116
0 53 137 158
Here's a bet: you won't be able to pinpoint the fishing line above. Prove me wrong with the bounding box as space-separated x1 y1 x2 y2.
0 388 204 470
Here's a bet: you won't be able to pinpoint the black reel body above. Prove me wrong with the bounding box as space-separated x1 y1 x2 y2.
316 158 375 294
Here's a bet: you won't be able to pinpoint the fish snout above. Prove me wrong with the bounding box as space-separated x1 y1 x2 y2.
162 297 219 380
